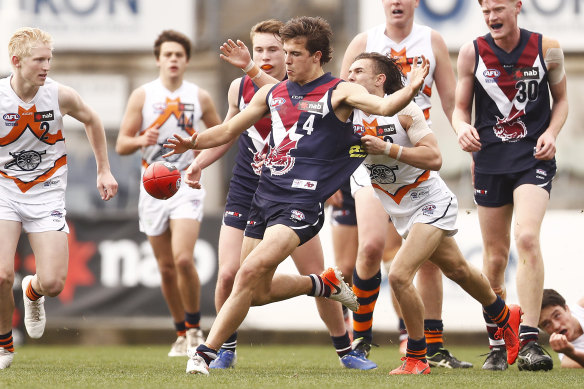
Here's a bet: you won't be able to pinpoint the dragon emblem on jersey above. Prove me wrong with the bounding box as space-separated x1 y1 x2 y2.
493 106 527 143
249 143 270 175
264 132 299 176
365 163 398 184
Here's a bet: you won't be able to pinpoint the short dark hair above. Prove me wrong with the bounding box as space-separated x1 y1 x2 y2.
542 289 567 310
280 16 333 65
250 19 284 41
353 52 404 95
154 30 192 60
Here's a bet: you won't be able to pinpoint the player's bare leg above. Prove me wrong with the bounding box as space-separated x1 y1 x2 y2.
478 204 512 370
0 222 20 369
353 187 387 354
513 185 553 371
149 231 188 355
170 218 205 348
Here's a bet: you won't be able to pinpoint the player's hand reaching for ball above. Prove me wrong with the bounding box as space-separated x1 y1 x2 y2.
184 160 203 189
163 132 198 157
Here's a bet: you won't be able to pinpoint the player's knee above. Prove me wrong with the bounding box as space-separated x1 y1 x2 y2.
388 268 411 291
157 262 177 283
357 239 384 267
514 231 540 257
441 262 469 284
0 270 15 292
174 254 196 273
38 276 65 297
216 268 237 291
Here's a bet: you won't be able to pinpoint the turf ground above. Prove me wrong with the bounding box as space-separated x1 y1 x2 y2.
2 344 583 388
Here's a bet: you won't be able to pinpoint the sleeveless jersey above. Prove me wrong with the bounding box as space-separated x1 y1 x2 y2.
473 29 552 174
229 75 272 195
354 102 440 217
140 78 202 172
0 76 67 203
366 23 436 124
258 73 364 203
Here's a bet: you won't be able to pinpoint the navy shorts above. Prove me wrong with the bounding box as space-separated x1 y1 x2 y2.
474 160 556 207
223 186 254 230
331 206 357 226
244 195 325 245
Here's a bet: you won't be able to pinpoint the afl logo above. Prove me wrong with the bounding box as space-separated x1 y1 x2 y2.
3 113 20 121
270 97 286 109
483 69 500 78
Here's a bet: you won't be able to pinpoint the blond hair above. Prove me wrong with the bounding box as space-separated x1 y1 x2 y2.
8 27 54 60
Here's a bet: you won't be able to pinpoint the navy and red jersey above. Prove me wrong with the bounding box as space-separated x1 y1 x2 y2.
472 29 552 174
257 73 365 203
228 75 272 195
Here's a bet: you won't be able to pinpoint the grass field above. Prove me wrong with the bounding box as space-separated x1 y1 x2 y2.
2 344 583 388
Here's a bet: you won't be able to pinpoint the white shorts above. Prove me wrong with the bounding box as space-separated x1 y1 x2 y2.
138 184 205 237
349 163 371 198
378 178 458 239
0 196 69 234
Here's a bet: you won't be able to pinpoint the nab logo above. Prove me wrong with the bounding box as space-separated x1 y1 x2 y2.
3 113 20 121
376 124 396 137
34 110 54 122
483 69 500 78
513 67 539 80
179 103 194 112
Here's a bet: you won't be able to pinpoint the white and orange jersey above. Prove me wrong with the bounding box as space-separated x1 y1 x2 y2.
354 104 442 217
366 23 436 124
140 78 202 172
0 76 67 203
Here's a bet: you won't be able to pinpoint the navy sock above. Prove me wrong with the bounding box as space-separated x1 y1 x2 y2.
331 332 352 358
424 319 443 355
406 336 427 363
185 311 201 329
196 344 217 365
221 332 238 352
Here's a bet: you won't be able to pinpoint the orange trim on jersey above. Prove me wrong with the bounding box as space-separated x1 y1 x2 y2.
144 97 195 136
0 105 64 146
422 85 432 98
422 108 430 121
141 159 149 169
0 154 67 193
372 169 431 205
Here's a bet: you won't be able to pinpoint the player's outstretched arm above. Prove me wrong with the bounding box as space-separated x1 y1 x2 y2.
452 42 481 152
342 56 429 117
220 38 279 86
59 84 118 200
164 84 272 156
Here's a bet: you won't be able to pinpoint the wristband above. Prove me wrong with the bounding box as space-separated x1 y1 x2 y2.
384 142 391 156
243 60 255 73
251 69 263 81
191 136 198 149
396 146 403 161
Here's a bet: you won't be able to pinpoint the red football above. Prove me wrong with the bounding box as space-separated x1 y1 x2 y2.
142 161 181 200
